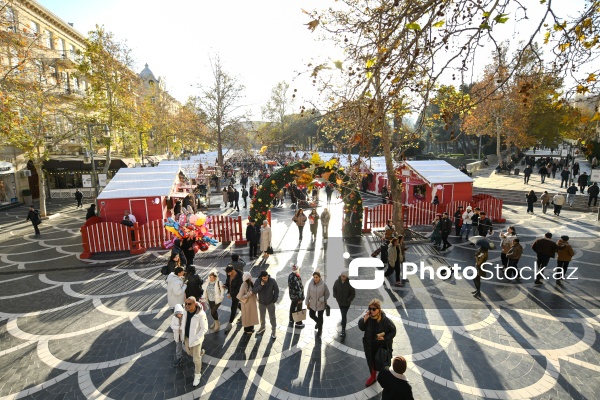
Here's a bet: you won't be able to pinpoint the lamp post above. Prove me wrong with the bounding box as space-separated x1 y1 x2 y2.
166 135 177 159
138 132 145 167
85 123 110 200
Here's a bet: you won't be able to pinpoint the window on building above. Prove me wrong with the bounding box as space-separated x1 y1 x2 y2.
69 44 76 60
30 21 39 36
151 97 156 104
4 5 17 32
44 29 53 49
58 38 66 58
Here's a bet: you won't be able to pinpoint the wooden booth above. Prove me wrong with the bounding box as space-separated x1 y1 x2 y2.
399 160 473 205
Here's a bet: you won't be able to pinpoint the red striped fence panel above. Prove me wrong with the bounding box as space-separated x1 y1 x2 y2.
445 201 474 219
404 202 439 227
475 198 505 222
140 220 173 249
206 215 247 246
80 221 145 259
362 204 393 233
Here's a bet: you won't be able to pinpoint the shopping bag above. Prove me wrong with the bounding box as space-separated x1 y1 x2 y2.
292 309 307 322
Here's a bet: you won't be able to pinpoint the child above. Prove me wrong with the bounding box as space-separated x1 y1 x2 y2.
171 303 184 367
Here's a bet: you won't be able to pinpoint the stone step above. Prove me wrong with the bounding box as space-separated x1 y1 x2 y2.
473 188 596 212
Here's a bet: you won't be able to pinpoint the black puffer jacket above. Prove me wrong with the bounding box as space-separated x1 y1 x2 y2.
358 311 396 371
332 277 355 307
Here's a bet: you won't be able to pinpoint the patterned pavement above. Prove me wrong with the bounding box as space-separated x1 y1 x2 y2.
0 196 599 400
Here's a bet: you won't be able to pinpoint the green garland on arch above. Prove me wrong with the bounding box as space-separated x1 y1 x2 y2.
249 160 363 237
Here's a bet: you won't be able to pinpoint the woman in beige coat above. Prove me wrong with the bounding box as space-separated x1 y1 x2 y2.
293 208 308 241
237 272 259 334
260 220 272 258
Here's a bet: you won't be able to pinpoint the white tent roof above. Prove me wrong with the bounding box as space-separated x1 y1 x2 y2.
403 160 473 184
97 166 180 200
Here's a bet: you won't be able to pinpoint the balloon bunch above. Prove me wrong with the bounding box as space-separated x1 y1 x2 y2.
164 211 218 253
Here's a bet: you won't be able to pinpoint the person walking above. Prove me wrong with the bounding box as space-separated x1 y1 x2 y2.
560 168 570 188
259 220 272 259
308 209 319 241
532 232 561 285
588 182 599 207
453 206 463 237
540 191 551 214
430 215 442 247
523 165 532 184
358 299 397 387
181 235 196 268
384 219 395 241
181 297 208 386
555 235 574 285
170 304 185 367
578 172 589 194
440 212 452 251
305 270 330 337
460 206 474 239
288 264 305 329
167 267 187 309
506 238 524 281
74 189 83 208
525 190 537 214
478 212 493 237
377 356 414 400
221 188 228 208
566 183 578 208
229 253 246 270
232 188 240 212
246 218 260 259
500 226 517 269
224 265 243 331
573 161 580 178
552 192 566 216
201 269 224 332
241 186 249 208
320 208 330 241
253 270 279 339
472 242 489 298
325 184 333 205
85 204 96 220
333 270 355 337
237 272 259 334
539 164 548 183
292 208 307 241
26 205 42 237
385 238 404 286
184 266 204 305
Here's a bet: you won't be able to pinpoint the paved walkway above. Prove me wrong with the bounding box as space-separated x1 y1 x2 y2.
0 186 599 399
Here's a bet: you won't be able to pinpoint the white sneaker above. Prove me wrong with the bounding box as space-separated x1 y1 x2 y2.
193 373 201 386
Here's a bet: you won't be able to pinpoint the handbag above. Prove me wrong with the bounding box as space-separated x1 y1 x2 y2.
374 343 392 371
266 246 274 255
325 302 330 317
292 309 307 322
236 292 248 304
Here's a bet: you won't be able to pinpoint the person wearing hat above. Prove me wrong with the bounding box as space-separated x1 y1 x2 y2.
460 206 474 240
237 272 259 334
170 303 185 367
201 269 224 332
377 355 414 400
555 236 574 285
440 212 452 251
333 270 356 337
305 270 330 337
288 265 305 329
169 239 188 267
453 206 463 237
253 270 279 339
224 265 244 331
246 218 261 259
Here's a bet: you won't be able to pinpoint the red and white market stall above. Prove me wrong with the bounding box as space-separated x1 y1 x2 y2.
399 160 473 205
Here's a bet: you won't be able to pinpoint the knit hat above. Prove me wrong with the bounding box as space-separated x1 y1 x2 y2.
291 264 299 272
392 356 407 374
259 270 269 278
560 235 569 242
242 272 252 281
208 268 218 277
466 206 472 211
173 303 184 315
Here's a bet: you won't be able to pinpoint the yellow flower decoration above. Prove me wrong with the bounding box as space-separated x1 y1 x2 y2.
324 158 338 169
258 199 262 202
310 152 324 166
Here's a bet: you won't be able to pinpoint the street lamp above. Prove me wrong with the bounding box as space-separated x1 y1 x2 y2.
138 132 145 167
85 123 110 200
166 135 177 159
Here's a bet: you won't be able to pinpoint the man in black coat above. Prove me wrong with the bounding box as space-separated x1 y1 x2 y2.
440 212 453 251
74 189 83 208
560 168 570 188
232 188 240 211
241 186 249 208
532 232 561 284
184 266 204 302
26 206 42 237
246 219 260 258
224 265 243 331
477 212 493 237
588 182 599 207
377 356 414 400
577 172 588 194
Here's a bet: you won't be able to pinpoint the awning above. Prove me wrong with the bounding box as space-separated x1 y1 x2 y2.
43 158 128 171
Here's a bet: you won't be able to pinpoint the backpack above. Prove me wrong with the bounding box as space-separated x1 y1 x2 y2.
160 265 169 275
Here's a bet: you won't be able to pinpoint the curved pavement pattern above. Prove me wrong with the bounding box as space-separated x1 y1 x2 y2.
0 199 599 399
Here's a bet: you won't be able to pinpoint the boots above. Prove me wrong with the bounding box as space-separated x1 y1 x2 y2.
340 327 346 337
365 368 377 387
212 321 220 332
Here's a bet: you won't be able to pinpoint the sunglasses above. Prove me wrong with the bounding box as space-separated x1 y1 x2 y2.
184 302 194 306
368 307 379 311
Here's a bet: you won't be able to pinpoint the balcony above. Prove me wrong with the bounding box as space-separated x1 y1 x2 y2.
50 87 85 98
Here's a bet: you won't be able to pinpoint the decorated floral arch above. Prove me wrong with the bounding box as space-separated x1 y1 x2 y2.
249 155 363 237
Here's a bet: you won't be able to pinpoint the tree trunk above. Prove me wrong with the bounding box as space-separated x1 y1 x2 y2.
34 162 47 217
216 127 223 192
496 116 502 163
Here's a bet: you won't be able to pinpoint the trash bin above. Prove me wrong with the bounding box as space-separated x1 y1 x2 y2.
513 168 520 176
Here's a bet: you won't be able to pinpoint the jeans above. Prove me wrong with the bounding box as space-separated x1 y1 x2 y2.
527 202 534 213
259 302 277 334
561 178 568 188
249 242 259 257
540 175 545 183
298 225 305 240
32 223 40 236
309 308 324 331
553 204 562 215
555 260 570 281
566 194 575 207
542 203 548 213
208 300 219 322
589 195 598 207
460 224 472 238
339 306 349 329
535 255 551 282
322 224 329 239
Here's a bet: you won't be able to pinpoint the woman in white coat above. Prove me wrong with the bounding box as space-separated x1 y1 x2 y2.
260 220 272 258
166 266 187 309
201 269 225 332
